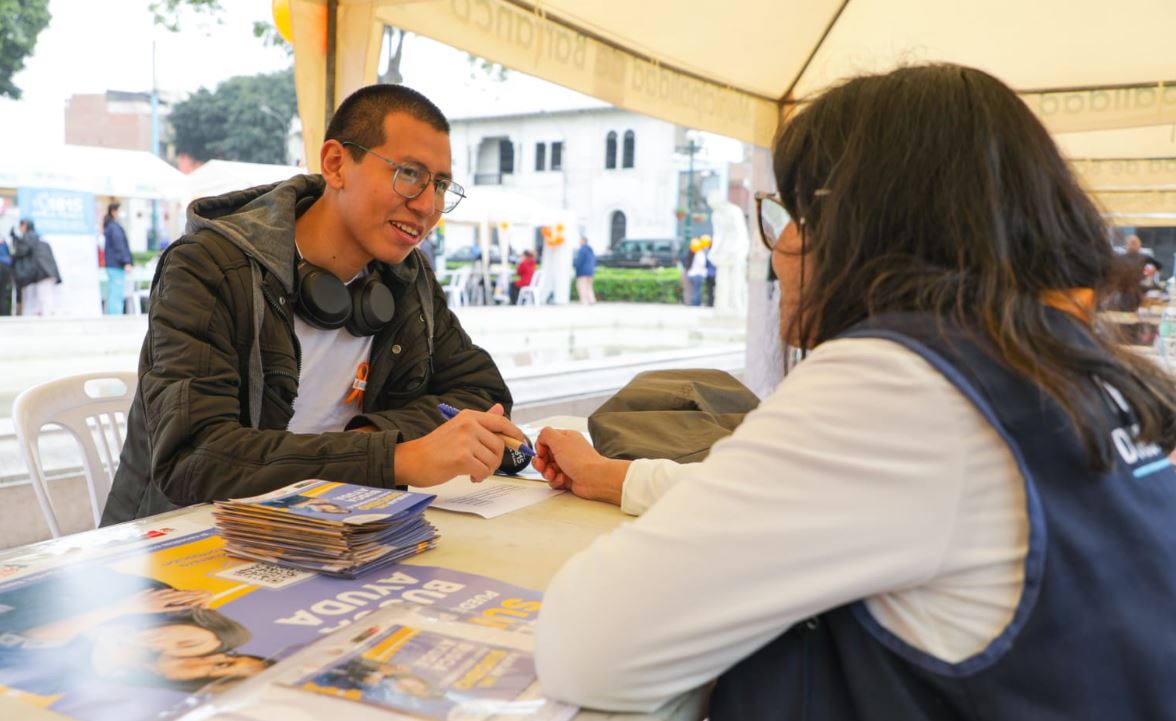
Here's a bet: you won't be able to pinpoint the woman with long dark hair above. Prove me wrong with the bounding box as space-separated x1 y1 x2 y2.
531 64 1176 720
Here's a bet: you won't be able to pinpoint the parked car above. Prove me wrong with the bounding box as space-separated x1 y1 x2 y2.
597 238 683 269
445 245 519 265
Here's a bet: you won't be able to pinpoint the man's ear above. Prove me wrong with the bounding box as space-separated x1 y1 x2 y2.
320 140 348 189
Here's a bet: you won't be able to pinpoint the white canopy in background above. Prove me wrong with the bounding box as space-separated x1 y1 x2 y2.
186 160 304 203
0 143 187 200
288 0 1176 219
445 185 576 301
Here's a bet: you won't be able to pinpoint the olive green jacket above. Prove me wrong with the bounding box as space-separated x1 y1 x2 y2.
101 175 510 524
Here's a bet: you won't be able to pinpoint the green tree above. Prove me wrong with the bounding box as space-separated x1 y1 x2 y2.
148 0 222 33
170 69 297 165
0 0 50 100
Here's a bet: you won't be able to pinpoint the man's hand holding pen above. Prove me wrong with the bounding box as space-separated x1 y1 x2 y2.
394 403 530 486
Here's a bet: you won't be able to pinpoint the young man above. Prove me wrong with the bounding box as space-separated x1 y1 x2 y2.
102 85 524 525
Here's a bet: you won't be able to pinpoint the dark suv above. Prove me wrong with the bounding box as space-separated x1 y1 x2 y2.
598 238 682 269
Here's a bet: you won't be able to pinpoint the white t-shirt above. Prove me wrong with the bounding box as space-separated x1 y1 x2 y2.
534 337 1029 712
286 313 374 433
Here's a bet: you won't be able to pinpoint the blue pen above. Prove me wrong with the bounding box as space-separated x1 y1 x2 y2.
438 403 535 457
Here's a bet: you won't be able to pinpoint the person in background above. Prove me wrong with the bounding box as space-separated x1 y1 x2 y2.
1140 257 1165 294
704 246 717 307
0 229 12 316
573 237 596 304
103 202 133 315
12 219 61 316
531 64 1176 719
511 249 536 305
685 237 709 306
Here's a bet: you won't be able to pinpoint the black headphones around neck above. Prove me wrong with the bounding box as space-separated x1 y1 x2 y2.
293 259 396 337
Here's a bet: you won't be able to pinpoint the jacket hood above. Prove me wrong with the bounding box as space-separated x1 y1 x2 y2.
186 173 325 293
185 172 422 292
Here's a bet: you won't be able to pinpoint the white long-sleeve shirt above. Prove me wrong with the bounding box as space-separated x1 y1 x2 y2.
534 337 1029 713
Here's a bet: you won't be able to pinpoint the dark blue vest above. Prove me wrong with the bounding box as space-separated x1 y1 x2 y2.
710 312 1176 721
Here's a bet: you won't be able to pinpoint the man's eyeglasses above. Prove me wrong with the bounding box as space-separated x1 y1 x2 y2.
342 141 466 213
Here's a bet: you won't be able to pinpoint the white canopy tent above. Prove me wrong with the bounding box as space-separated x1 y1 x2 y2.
286 0 1176 220
0 142 188 200
444 185 577 304
185 160 305 204
0 142 190 316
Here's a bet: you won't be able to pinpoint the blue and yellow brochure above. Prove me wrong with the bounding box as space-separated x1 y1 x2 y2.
213 480 439 577
0 524 546 721
277 609 576 720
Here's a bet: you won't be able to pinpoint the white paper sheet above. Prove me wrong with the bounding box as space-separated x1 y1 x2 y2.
429 476 564 518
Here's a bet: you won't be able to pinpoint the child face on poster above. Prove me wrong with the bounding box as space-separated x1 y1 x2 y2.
153 652 270 682
135 623 223 657
294 499 350 514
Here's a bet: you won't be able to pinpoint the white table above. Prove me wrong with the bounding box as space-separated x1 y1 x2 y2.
0 416 706 721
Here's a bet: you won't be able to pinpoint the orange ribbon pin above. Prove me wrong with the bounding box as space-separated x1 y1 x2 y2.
345 361 369 406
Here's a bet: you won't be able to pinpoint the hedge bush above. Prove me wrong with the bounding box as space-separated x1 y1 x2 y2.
572 266 683 304
132 250 159 266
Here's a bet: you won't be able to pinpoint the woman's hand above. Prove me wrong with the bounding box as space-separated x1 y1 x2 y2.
534 428 629 506
395 403 527 486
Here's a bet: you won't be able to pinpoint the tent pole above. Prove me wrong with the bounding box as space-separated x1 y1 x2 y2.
325 0 338 129
781 0 853 103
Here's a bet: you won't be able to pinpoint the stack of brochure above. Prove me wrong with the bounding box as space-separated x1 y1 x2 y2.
213 479 439 577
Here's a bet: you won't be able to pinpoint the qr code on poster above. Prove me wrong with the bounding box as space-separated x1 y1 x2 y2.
216 561 310 589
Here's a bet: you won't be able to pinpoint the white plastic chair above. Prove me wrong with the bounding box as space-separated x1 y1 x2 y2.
517 269 544 306
445 265 472 306
12 372 138 537
123 276 141 315
124 260 156 315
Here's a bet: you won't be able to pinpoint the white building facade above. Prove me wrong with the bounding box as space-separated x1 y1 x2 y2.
449 107 710 254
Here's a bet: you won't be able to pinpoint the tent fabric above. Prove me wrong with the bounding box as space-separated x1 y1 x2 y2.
0 142 187 200
292 0 1176 156
186 160 305 203
290 0 1176 213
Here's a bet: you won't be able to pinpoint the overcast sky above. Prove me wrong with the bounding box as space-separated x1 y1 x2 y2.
0 0 605 146
0 0 749 165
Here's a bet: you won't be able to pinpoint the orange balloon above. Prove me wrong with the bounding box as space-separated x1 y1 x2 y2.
272 0 293 43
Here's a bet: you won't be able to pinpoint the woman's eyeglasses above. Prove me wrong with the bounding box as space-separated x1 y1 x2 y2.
754 192 790 252
754 189 829 251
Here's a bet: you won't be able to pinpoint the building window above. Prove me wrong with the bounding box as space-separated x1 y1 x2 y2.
499 139 514 174
605 131 617 169
610 210 627 246
535 142 546 171
551 141 563 170
622 130 635 168
474 137 508 185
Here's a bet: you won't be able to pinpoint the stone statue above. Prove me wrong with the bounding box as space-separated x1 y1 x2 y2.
705 189 750 314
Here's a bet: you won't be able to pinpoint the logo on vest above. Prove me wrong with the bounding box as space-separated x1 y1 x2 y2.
1100 380 1167 474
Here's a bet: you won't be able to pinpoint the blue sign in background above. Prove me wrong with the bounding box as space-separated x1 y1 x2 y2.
16 187 96 235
